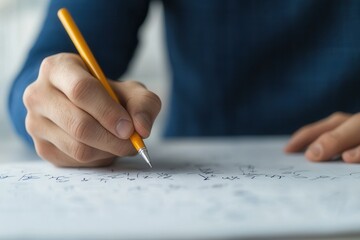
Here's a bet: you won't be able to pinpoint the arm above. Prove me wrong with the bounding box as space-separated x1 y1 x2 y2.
8 0 150 146
8 0 161 167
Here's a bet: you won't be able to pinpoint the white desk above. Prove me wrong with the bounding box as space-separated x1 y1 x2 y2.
1 137 360 240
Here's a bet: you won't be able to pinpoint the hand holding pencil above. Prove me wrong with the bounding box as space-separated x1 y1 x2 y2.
22 9 161 167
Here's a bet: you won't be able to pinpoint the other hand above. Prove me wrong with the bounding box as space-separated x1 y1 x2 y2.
285 112 360 163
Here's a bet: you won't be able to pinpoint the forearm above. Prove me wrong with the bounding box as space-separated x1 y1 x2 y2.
7 0 150 146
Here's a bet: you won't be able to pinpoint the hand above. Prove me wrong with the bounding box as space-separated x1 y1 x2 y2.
23 53 161 167
285 112 360 163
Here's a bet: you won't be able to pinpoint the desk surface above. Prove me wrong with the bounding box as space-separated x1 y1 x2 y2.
1 137 360 240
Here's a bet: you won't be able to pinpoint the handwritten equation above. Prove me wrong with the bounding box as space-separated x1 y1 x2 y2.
1 162 360 185
2 153 360 239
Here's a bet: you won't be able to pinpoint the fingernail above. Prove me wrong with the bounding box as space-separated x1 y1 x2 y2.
307 143 323 159
116 119 133 139
136 113 152 131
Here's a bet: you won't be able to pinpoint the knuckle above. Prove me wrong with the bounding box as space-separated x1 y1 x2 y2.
318 132 341 148
23 84 37 109
39 53 81 77
329 111 348 121
69 77 95 103
69 116 93 141
25 115 37 136
39 56 55 76
70 142 93 162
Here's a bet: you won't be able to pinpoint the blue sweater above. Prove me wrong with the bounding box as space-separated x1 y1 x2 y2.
8 0 360 146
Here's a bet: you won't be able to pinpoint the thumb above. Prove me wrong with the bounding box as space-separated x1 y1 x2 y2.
111 81 162 138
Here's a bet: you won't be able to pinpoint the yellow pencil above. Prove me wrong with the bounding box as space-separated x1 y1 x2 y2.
57 8 152 167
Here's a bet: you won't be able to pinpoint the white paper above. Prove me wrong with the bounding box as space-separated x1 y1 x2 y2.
1 138 360 240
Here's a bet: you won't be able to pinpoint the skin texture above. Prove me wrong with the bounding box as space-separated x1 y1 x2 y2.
23 53 161 167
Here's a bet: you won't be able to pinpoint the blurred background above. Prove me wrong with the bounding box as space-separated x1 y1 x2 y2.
0 0 169 146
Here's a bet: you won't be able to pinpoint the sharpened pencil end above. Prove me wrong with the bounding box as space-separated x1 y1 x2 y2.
138 148 152 168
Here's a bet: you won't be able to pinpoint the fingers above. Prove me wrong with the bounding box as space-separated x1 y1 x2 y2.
41 54 134 139
343 146 360 163
36 87 135 156
111 81 162 138
24 53 147 167
285 112 360 163
305 113 360 162
26 112 119 166
285 112 350 153
27 113 116 161
33 139 114 168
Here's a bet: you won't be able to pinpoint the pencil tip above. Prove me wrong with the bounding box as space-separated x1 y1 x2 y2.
138 148 152 168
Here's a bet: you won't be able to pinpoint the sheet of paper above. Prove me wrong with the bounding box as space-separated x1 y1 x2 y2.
1 138 360 240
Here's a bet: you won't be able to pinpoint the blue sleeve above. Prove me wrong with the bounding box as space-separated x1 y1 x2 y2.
8 0 150 147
